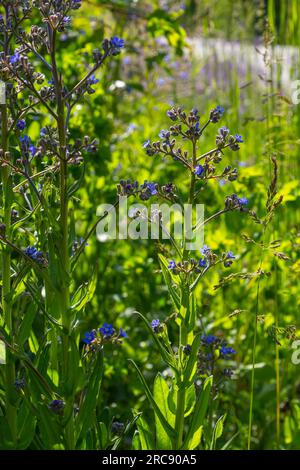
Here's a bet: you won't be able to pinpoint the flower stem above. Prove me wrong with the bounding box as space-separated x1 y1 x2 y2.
49 27 74 449
1 100 17 444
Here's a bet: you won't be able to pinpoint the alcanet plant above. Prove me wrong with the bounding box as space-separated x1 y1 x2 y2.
0 0 128 450
123 105 254 450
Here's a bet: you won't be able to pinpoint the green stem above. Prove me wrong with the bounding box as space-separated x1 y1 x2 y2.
49 27 74 449
1 101 17 443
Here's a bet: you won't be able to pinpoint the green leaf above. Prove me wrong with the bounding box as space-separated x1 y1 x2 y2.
76 351 103 445
129 360 176 441
183 334 201 386
210 414 226 450
158 254 180 309
153 374 175 449
135 311 177 372
182 376 212 450
134 414 154 450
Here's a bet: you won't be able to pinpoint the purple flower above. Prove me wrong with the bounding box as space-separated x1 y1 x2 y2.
216 105 224 115
143 139 151 148
235 134 243 143
20 134 31 145
16 119 26 131
62 16 71 26
200 244 211 256
166 109 177 121
9 52 20 64
168 260 176 270
194 165 205 177
151 319 161 333
83 330 96 344
158 129 169 139
224 251 236 267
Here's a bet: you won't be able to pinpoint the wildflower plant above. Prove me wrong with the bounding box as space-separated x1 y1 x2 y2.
127 105 253 450
0 1 128 450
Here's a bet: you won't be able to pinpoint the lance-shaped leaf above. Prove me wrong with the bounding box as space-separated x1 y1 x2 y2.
158 254 180 309
154 374 175 449
182 375 212 449
129 360 176 441
183 334 201 386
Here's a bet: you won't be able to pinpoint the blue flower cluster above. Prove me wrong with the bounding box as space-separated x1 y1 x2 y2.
48 399 65 415
83 323 127 349
167 257 207 275
197 334 236 385
24 246 47 266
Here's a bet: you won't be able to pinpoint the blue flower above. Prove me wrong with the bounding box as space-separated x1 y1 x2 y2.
200 244 210 256
201 334 218 345
143 139 151 148
119 328 127 338
48 77 54 85
220 346 236 356
168 260 176 270
235 134 243 143
20 134 31 145
87 74 99 86
14 378 25 390
9 52 20 64
224 251 236 267
16 119 26 131
24 246 45 264
158 129 169 139
151 319 161 333
145 182 157 195
40 128 47 137
29 145 37 156
198 258 207 268
82 330 96 344
62 16 71 26
99 323 114 337
110 36 125 49
195 121 200 131
48 399 65 415
216 105 224 115
237 197 248 206
194 165 205 177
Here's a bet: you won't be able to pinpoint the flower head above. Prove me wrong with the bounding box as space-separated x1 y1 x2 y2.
220 346 236 356
198 258 207 268
99 323 114 337
237 197 248 206
151 319 161 333
201 334 218 345
82 330 96 344
168 260 176 270
16 119 26 131
194 165 205 177
235 134 243 143
48 399 65 415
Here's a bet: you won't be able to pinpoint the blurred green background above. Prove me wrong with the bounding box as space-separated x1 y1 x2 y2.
39 0 299 449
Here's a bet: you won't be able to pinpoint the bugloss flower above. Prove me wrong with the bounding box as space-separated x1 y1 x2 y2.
201 334 218 345
220 346 236 356
151 319 161 333
168 260 176 270
235 134 244 143
99 323 115 337
110 36 125 49
48 399 65 415
194 165 205 177
198 258 207 268
210 105 224 123
24 246 46 265
16 119 26 131
9 52 20 64
83 330 96 344
237 196 248 205
224 251 236 267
